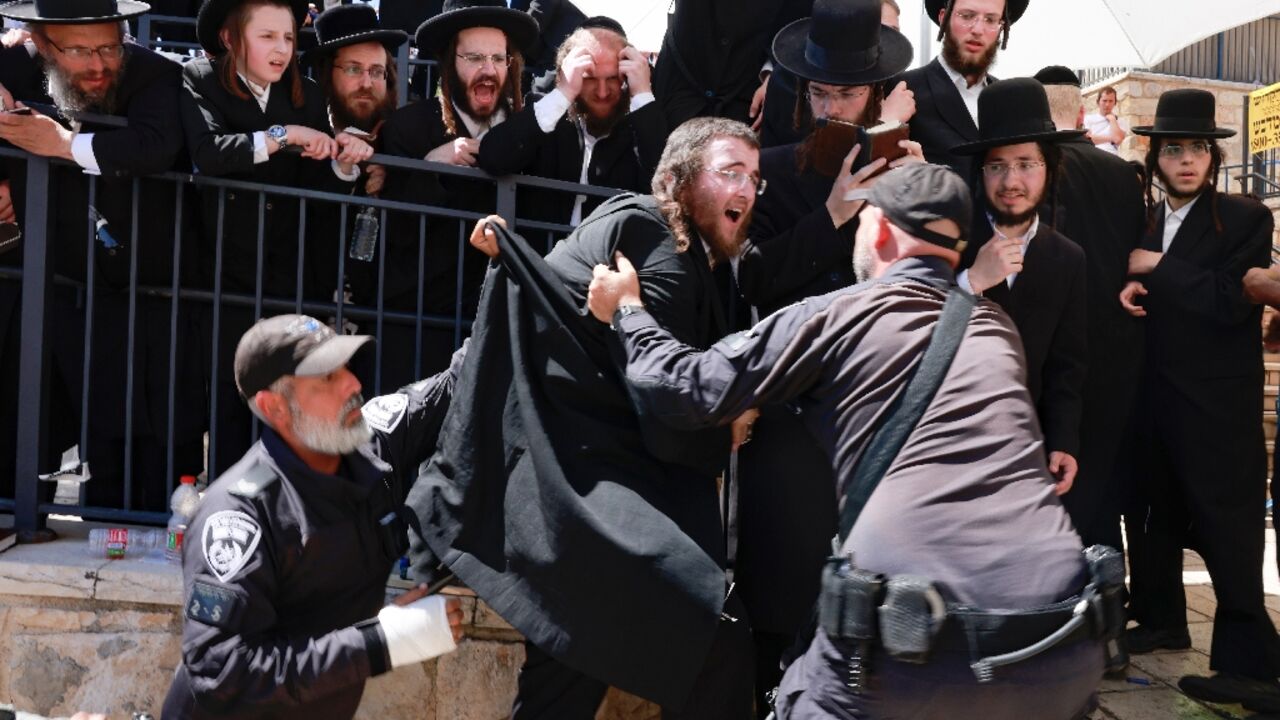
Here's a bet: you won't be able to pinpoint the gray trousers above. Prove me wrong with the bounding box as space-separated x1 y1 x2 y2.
775 629 1103 720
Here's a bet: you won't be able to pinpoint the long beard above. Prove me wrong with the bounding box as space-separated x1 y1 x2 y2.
44 54 124 116
289 392 372 455
853 234 876 283
940 30 998 79
689 197 752 265
447 65 508 120
573 96 626 137
330 91 393 134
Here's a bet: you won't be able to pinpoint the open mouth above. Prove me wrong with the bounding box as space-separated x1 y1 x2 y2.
725 208 744 223
471 81 498 104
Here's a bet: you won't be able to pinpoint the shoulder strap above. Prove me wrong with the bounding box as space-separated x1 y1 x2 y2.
837 288 977 544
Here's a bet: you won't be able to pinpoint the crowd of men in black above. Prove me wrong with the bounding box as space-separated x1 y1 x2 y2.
1 0 1279 717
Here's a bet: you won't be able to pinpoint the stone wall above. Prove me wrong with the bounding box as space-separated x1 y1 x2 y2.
1081 70 1260 166
0 523 657 719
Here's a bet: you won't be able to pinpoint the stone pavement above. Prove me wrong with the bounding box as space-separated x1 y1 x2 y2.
1090 523 1280 720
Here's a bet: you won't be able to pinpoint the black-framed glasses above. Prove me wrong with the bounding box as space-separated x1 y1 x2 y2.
704 168 767 196
1158 141 1211 159
336 63 387 81
981 160 1046 178
456 52 511 68
45 38 125 63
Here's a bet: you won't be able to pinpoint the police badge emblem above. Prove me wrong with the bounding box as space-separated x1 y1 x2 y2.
202 510 262 583
362 393 408 434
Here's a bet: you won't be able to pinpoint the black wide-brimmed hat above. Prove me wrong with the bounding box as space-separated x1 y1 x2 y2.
0 0 150 23
301 4 407 67
772 0 912 87
951 77 1084 156
1132 88 1235 139
415 0 538 58
196 0 310 55
926 0 1028 26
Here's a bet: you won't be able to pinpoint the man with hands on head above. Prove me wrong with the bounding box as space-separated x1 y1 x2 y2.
478 17 665 228
163 314 467 720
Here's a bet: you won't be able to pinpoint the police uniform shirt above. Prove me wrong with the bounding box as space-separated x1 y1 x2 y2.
613 256 1086 610
163 347 463 719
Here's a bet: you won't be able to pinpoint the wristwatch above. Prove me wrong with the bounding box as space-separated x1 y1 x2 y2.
611 303 646 330
266 124 289 150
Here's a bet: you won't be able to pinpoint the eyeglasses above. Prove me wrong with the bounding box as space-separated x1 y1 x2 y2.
45 38 126 63
952 9 1003 32
704 168 767 196
981 160 1046 178
806 86 870 107
336 63 387 81
455 52 511 68
1159 141 1211 159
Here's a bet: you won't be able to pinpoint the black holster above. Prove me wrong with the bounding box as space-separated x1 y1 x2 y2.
1083 544 1128 672
818 557 885 644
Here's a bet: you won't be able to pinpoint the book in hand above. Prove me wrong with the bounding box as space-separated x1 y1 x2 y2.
810 118 910 178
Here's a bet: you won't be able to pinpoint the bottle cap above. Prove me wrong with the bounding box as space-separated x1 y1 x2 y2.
180 475 196 485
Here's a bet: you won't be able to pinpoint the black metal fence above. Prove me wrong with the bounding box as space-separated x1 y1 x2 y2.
0 140 619 536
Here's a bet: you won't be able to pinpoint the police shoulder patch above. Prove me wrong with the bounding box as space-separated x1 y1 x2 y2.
202 510 262 583
187 579 245 629
362 393 408 434
228 462 278 498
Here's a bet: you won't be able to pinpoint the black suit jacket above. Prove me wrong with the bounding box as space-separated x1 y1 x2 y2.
963 221 1087 455
476 92 666 228
377 97 496 314
653 0 812 128
738 142 855 317
902 57 986 180
179 56 351 296
1 43 187 287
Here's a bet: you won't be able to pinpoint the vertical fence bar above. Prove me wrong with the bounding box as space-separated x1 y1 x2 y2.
208 188 226 482
135 14 151 47
453 221 464 350
296 198 307 314
336 204 348 330
122 179 141 510
14 157 53 539
165 180 183 490
375 207 387 395
80 180 98 482
396 44 410 108
414 215 426 381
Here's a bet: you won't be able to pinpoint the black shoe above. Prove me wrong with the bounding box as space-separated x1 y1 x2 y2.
1179 673 1280 706
1244 686 1280 714
1125 625 1191 653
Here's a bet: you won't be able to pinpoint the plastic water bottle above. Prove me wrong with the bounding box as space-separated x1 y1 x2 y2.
88 528 164 559
166 474 200 563
349 207 379 261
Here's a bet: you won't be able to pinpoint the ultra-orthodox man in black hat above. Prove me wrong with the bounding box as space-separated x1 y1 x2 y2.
951 77 1088 516
731 0 923 707
375 0 538 388
902 0 1028 179
1120 88 1280 714
1033 64 1147 572
0 0 204 513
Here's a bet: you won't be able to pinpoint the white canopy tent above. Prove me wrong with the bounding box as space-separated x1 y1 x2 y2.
572 0 1280 80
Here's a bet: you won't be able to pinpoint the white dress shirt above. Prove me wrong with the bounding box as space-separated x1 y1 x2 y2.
957 213 1039 294
1162 195 1199 253
938 55 989 128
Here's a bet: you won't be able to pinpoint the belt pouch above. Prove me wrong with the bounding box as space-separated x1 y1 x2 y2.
818 558 885 642
878 575 947 663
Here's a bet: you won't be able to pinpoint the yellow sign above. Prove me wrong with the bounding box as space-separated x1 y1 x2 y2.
1250 82 1280 154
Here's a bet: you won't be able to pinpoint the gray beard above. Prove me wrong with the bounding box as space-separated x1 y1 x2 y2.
44 56 124 116
290 393 372 455
853 235 876 283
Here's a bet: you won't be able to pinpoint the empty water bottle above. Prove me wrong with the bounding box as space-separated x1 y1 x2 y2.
88 528 164 559
349 207 379 262
166 474 201 563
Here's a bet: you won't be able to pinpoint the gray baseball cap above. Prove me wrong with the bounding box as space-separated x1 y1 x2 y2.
849 163 971 250
234 314 370 401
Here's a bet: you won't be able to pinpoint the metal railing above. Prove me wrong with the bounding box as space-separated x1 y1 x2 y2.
0 141 621 536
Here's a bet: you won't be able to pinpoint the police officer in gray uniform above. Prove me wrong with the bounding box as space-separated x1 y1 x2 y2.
587 164 1121 719
163 314 466 719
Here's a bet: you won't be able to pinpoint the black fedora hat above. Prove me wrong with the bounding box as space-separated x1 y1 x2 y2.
196 0 310 55
1132 88 1235 139
1033 65 1079 87
951 77 1084 156
301 4 408 67
925 0 1028 27
0 0 150 23
772 0 912 87
414 0 538 58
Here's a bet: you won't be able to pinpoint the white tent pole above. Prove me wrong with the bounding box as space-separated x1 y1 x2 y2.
919 4 932 67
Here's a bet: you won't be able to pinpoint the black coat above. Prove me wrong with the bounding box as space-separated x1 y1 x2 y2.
962 221 1086 456
901 57 986 180
514 0 587 77
1046 137 1145 546
653 0 812 129
738 142 855 317
476 92 666 228
405 194 732 709
0 44 206 452
377 97 495 315
179 56 351 297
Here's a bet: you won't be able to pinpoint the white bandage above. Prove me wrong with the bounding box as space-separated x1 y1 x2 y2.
376 595 458 668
